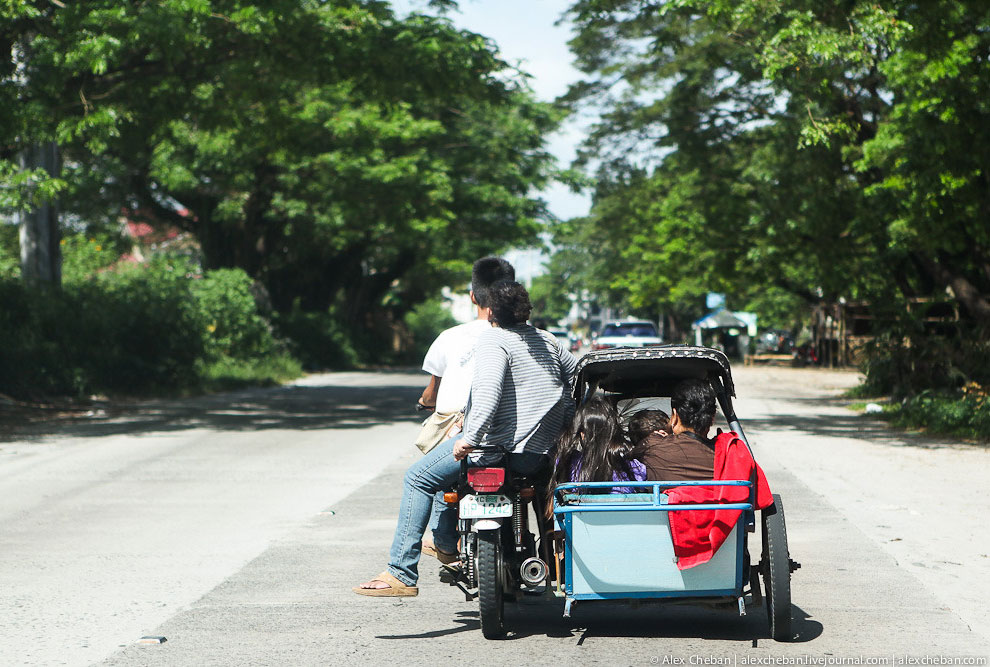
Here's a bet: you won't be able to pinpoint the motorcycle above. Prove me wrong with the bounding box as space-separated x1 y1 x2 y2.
443 458 553 639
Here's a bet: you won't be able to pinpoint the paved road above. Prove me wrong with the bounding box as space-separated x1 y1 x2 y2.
1 367 987 666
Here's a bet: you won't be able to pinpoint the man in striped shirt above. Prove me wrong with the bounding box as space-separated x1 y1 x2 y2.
453 281 578 467
355 280 577 597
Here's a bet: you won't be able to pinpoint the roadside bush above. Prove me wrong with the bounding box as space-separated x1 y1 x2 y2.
403 297 458 363
273 297 460 370
61 233 126 284
0 224 18 279
274 303 359 370
90 257 208 392
0 280 63 396
0 273 202 397
882 384 990 442
192 268 277 360
860 314 990 398
0 257 300 399
849 317 990 440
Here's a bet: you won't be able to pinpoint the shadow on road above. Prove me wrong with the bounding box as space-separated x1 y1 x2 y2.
791 605 825 643
0 373 425 442
376 611 481 640
378 599 824 645
741 401 974 451
559 601 822 644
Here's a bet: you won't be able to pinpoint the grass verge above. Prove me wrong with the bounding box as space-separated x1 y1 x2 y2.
844 383 990 443
199 353 304 393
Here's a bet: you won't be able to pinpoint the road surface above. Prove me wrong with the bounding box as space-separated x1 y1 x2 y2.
0 367 987 666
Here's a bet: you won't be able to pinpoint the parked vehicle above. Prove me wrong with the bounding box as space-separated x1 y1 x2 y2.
592 319 663 350
792 343 819 366
755 329 795 355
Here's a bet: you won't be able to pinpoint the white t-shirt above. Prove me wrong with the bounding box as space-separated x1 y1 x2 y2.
422 319 491 414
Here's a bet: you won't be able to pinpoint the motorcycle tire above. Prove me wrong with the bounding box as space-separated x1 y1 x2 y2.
477 529 506 639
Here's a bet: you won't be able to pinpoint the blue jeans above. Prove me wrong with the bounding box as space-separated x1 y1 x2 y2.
387 436 461 586
427 493 444 533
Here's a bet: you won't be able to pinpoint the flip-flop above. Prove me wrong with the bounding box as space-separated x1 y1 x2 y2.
352 571 418 597
422 543 460 565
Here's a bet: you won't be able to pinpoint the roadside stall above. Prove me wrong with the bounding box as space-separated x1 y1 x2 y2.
692 310 756 359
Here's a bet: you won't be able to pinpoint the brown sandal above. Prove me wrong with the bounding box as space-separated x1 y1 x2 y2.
352 571 419 597
422 543 460 565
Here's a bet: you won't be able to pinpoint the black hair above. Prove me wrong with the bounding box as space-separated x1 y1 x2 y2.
549 396 641 505
627 409 671 445
487 279 531 327
471 257 515 308
670 379 717 435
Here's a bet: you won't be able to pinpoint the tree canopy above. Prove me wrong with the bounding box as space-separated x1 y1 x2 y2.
554 0 989 389
2 0 562 326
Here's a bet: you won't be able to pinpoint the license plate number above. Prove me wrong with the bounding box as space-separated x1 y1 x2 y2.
459 494 512 518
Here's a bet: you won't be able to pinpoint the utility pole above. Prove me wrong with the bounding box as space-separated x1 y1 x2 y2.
18 141 61 286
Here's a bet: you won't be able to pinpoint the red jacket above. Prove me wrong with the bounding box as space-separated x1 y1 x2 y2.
665 431 773 570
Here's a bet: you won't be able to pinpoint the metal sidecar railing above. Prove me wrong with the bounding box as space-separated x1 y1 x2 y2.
552 480 796 641
552 481 752 612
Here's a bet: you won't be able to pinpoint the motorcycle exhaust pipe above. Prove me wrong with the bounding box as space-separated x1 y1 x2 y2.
519 557 549 586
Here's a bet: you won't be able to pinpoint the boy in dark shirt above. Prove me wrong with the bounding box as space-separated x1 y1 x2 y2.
640 379 717 481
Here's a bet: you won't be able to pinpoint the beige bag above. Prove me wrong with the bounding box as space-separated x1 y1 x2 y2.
414 410 463 454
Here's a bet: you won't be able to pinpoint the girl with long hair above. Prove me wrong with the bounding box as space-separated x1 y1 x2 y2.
550 395 647 499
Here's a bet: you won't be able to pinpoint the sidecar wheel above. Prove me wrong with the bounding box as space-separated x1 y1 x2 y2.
761 494 792 641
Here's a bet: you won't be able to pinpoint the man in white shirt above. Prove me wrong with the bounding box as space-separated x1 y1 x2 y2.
417 256 515 414
413 257 514 560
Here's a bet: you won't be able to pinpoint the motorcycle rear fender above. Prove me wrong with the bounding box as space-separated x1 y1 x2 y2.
474 518 503 531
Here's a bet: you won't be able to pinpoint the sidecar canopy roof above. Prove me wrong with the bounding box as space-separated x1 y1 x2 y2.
574 345 735 400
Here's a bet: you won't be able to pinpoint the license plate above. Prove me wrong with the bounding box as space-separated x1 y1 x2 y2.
459 494 513 518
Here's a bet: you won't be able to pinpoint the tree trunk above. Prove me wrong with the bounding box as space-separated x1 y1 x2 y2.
914 253 990 326
18 141 61 287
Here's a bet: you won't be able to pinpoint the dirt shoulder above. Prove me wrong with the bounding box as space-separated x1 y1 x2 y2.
733 366 990 643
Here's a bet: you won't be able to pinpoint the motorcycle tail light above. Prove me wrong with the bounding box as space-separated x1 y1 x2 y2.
467 467 505 492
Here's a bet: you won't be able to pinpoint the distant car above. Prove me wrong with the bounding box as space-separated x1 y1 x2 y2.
547 327 571 349
592 320 663 350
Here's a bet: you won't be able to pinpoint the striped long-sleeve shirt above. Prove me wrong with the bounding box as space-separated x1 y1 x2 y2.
462 324 578 463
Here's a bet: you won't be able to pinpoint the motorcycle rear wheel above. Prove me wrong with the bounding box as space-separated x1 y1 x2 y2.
477 530 505 639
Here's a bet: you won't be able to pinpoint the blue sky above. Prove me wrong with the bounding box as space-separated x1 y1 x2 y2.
391 0 593 279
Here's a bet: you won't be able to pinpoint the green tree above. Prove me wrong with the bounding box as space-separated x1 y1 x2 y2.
3 1 561 356
528 271 571 323
556 0 989 388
